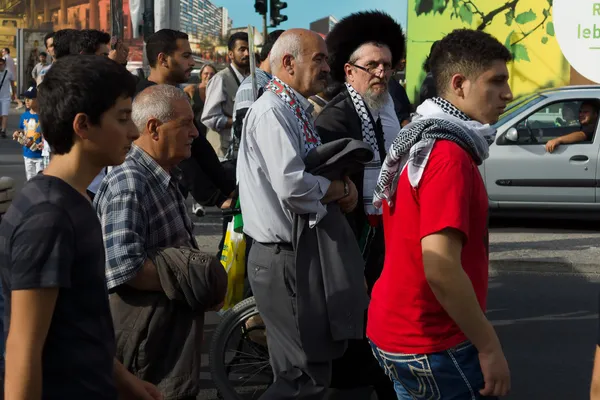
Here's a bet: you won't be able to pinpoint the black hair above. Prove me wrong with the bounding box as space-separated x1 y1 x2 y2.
581 100 600 113
40 51 47 57
53 29 81 59
75 29 111 55
38 55 137 155
422 41 439 73
430 29 512 95
228 32 248 51
260 30 284 62
0 58 6 64
44 31 55 48
3 48 9 54
145 29 189 68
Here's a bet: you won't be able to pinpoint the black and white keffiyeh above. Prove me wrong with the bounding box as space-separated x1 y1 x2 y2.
345 83 383 215
373 97 496 208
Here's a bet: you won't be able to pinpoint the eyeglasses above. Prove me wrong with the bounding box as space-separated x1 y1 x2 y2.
350 62 393 77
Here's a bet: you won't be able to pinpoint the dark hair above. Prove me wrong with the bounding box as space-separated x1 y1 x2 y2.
75 29 111 55
40 51 47 57
422 41 439 73
228 32 248 51
38 55 137 155
430 29 511 95
145 29 189 68
53 29 81 59
44 31 55 48
581 99 600 112
0 58 6 64
3 48 9 54
260 30 284 62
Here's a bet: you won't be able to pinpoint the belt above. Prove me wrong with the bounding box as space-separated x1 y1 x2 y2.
259 242 294 252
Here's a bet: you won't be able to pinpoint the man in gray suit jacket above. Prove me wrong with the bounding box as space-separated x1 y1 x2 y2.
202 32 250 160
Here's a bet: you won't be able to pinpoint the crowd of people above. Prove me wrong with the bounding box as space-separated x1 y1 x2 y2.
1 9 600 400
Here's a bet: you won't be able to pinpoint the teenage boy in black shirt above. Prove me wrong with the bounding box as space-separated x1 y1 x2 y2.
0 55 162 400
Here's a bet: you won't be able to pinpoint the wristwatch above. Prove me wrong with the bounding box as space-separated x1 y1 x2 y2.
342 180 350 198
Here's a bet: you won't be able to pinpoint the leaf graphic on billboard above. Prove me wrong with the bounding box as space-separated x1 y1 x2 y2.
515 9 537 24
458 4 473 24
513 44 530 61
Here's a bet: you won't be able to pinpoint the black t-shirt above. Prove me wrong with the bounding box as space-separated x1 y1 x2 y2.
135 78 157 96
0 174 117 399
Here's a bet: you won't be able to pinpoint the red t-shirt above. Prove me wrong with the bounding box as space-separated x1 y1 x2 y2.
367 140 489 354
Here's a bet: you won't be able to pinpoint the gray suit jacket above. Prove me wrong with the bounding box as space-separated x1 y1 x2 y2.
292 138 373 362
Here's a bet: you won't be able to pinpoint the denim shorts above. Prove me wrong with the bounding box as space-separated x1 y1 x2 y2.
369 340 497 400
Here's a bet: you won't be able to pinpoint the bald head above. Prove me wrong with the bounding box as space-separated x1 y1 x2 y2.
268 29 330 97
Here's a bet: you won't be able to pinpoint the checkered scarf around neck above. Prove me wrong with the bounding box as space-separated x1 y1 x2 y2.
345 82 384 216
266 76 321 155
373 97 496 208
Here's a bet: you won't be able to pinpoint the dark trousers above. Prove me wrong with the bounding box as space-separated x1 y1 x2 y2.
247 242 331 399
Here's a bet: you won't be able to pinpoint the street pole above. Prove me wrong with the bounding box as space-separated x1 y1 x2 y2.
110 0 124 39
262 13 268 45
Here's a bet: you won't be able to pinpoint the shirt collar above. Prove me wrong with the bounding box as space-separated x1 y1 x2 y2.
128 144 176 191
290 86 314 117
230 63 248 81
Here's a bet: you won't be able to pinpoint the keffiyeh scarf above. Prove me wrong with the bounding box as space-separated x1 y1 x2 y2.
345 83 383 216
266 76 321 155
373 97 496 208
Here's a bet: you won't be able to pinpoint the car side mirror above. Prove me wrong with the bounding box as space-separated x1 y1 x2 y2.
505 127 519 142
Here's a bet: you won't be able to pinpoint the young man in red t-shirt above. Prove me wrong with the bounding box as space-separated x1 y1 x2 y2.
367 29 514 399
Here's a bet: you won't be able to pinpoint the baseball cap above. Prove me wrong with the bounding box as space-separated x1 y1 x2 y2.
23 86 37 99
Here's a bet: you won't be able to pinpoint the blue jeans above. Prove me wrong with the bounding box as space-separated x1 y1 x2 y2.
369 340 497 400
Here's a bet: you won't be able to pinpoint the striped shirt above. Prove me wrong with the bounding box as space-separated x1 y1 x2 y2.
227 68 272 159
94 144 197 290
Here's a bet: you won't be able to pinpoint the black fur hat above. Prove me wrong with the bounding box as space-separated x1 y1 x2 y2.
326 10 405 83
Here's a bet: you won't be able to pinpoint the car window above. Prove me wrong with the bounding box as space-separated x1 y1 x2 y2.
506 100 598 145
493 94 545 129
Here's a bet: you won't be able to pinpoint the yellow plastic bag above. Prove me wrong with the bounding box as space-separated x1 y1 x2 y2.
220 221 246 310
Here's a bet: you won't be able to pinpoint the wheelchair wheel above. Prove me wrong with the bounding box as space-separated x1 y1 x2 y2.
209 297 272 399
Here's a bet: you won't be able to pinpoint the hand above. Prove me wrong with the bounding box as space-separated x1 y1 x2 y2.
545 138 560 153
478 347 511 397
118 373 163 400
12 130 19 140
109 40 129 65
337 177 358 213
220 198 233 210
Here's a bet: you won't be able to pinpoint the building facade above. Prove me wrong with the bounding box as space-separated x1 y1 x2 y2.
309 15 337 35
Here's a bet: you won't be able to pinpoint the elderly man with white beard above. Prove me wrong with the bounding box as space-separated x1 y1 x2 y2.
314 11 405 399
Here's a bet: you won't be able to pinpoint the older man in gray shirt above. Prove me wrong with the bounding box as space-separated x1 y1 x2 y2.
236 29 359 399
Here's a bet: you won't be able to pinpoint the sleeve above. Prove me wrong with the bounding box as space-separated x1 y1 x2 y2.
418 153 473 241
315 104 354 144
97 191 148 290
9 203 74 290
201 74 229 131
31 65 38 80
252 107 331 217
178 156 229 207
18 114 24 130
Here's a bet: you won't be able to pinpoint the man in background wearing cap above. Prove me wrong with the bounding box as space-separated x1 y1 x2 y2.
315 13 405 397
12 86 43 180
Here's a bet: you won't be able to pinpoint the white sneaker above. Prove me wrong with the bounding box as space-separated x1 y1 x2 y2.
192 203 205 217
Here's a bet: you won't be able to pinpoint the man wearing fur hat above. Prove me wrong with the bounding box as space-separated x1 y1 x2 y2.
314 11 406 399
316 11 405 291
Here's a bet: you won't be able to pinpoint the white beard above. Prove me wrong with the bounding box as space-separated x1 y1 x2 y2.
363 86 390 112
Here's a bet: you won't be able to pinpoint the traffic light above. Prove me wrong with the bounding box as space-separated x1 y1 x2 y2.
269 0 288 27
254 0 267 15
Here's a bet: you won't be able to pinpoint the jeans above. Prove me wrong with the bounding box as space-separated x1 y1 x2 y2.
369 340 497 400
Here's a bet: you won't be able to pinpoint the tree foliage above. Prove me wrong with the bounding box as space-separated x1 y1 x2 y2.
414 0 554 63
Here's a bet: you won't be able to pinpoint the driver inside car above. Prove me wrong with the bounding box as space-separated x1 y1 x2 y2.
546 100 600 153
